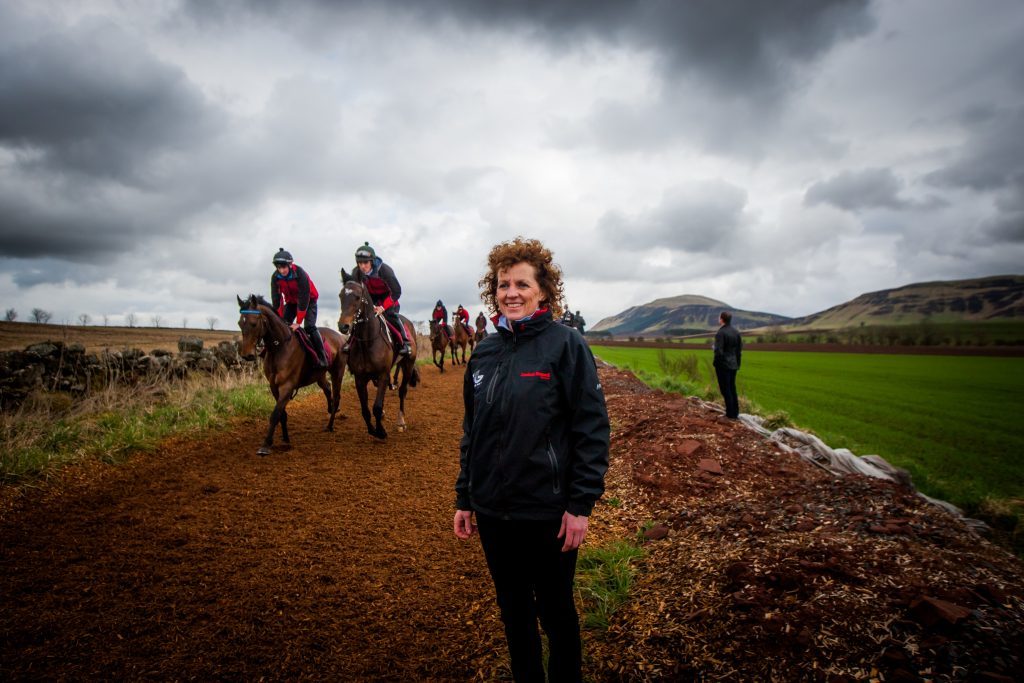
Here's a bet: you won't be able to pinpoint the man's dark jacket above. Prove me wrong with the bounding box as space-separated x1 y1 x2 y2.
456 309 609 520
354 257 402 310
713 323 743 371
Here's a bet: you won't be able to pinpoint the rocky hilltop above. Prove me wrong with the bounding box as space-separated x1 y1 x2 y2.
591 294 791 336
790 275 1024 329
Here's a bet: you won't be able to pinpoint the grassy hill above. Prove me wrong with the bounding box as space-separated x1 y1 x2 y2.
591 294 792 336
790 275 1024 329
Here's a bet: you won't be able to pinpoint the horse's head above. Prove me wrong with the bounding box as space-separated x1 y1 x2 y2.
337 269 369 335
237 294 266 360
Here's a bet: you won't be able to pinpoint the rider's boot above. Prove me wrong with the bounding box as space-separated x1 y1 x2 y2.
309 328 328 368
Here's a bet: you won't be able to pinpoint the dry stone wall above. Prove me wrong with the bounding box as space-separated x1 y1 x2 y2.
0 337 254 409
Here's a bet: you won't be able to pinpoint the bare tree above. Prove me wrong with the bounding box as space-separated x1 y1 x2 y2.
126 312 137 328
103 314 109 326
207 316 218 331
30 308 52 324
182 317 188 328
78 313 91 326
4 308 16 322
151 315 162 328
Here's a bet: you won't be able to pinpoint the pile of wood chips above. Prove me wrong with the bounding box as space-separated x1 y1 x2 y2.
582 367 1023 681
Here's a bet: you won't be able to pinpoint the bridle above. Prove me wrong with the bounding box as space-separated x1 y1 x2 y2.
240 304 291 357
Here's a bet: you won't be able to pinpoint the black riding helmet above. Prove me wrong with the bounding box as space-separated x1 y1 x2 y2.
272 247 293 266
436 300 443 307
355 242 376 263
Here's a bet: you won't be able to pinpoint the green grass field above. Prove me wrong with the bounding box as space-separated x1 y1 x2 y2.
589 345 1024 514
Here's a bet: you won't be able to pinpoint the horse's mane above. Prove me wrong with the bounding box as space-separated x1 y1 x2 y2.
244 294 283 321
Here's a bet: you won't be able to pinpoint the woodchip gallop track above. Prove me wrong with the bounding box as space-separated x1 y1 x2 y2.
0 366 507 680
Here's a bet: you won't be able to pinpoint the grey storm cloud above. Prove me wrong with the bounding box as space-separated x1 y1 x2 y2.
925 108 1024 193
0 19 220 186
804 168 910 212
598 180 747 254
185 0 875 99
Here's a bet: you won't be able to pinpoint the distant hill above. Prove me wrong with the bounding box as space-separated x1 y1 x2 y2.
790 275 1024 329
590 295 792 336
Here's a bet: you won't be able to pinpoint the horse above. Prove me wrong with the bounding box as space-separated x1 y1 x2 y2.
236 294 346 456
451 312 474 365
429 318 450 373
337 270 420 439
474 313 488 343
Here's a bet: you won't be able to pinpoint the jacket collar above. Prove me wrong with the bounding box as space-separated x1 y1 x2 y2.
495 307 552 338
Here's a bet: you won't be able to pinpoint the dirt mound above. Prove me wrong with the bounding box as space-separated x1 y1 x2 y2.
590 368 1024 680
2 365 1022 680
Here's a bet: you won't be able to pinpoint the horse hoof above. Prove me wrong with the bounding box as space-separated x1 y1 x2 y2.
257 447 271 456
398 425 406 433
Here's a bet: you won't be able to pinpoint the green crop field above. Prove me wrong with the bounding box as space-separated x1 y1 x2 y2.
589 345 1024 515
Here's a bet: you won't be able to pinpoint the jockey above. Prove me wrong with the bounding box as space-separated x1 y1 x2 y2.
560 309 575 327
432 300 452 340
475 310 487 333
270 248 327 368
456 304 472 335
353 242 411 356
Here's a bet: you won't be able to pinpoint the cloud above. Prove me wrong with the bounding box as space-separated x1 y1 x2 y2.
0 18 220 186
804 168 911 211
598 180 748 254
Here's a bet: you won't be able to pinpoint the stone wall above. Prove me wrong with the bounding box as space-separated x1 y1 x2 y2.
0 337 254 409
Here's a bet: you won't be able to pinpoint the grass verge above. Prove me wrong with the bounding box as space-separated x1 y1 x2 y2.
576 539 646 630
0 368 281 484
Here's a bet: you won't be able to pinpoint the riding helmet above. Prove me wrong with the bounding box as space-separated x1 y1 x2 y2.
355 242 376 262
436 300 443 307
272 248 294 265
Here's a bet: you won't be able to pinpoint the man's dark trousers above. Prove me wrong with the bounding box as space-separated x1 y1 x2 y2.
716 365 739 418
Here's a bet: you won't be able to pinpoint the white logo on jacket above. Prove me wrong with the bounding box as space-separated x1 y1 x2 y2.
473 371 484 387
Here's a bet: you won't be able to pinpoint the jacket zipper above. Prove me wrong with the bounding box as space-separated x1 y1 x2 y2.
546 432 561 495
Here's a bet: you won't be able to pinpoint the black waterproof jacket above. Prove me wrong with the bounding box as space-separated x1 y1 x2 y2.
713 323 743 371
455 308 610 520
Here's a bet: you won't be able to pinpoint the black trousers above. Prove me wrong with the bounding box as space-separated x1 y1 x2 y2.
477 514 582 683
715 365 739 418
283 302 325 357
383 304 409 342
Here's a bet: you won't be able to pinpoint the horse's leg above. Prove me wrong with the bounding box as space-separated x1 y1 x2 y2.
259 387 292 456
396 361 411 432
355 377 375 436
371 372 389 440
317 374 334 431
327 364 344 429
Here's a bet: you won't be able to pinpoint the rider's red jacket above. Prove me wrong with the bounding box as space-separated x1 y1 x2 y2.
457 308 469 324
271 264 319 324
433 306 449 325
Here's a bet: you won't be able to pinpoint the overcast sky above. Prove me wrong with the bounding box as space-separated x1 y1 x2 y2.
1 0 1022 330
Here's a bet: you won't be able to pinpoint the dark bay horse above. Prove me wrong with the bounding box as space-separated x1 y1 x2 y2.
474 312 488 343
429 318 450 373
236 294 346 456
451 313 474 365
337 270 420 439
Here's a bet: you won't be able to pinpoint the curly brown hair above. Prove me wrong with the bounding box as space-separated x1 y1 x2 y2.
478 237 565 318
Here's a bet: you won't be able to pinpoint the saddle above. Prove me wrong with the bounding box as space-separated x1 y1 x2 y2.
295 328 333 366
380 316 407 354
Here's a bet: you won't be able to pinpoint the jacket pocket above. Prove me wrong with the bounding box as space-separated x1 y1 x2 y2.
546 439 562 495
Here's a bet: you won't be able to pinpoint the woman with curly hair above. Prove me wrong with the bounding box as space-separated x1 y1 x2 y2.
453 237 610 682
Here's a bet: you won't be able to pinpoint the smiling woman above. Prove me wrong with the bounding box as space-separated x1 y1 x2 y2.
454 236 609 682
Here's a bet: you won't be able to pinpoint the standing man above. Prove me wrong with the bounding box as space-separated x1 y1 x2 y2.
573 310 586 335
713 310 742 419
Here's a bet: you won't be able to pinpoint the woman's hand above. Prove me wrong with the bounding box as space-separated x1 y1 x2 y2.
373 305 385 315
453 510 476 540
558 512 589 552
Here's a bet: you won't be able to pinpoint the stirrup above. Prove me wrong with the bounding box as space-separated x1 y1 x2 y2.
399 343 410 356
